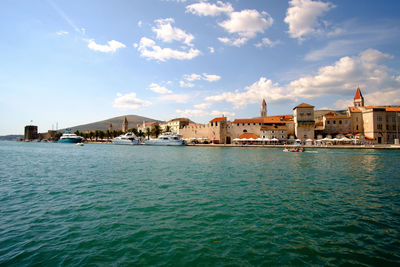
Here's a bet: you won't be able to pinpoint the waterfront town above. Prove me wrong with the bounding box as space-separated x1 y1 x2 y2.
24 87 400 146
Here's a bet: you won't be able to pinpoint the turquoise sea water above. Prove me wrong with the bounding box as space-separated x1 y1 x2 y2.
0 141 399 266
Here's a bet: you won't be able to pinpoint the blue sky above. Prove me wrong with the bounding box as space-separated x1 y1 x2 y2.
1 0 400 135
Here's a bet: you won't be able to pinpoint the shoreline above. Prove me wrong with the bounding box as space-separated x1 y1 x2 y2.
82 140 400 149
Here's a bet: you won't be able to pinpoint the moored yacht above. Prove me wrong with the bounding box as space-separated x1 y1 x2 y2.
112 132 140 145
145 132 185 146
58 130 84 143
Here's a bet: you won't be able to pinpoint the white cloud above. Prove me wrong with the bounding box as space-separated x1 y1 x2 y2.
152 18 194 46
255 37 280 48
202 73 221 82
149 83 172 94
137 37 200 61
219 9 273 38
184 73 202 81
87 39 126 53
194 103 211 109
176 109 208 117
290 49 398 98
218 36 248 47
138 20 143 27
179 81 195 88
208 46 215 53
113 93 151 110
284 0 335 41
206 77 295 108
159 94 190 103
186 1 233 16
56 30 68 36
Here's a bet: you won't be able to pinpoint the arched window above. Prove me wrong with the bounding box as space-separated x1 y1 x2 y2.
243 129 247 133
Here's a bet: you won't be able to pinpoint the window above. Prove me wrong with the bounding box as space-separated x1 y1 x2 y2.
327 121 330 124
272 130 275 133
386 125 389 130
243 129 247 133
281 135 285 139
356 125 359 130
242 123 245 126
356 117 359 122
394 125 397 130
259 123 261 126
392 117 396 123
339 120 342 124
211 122 213 126
377 116 382 122
281 130 284 133
253 123 256 125
237 124 239 126
248 123 250 126
262 136 266 138
377 124 382 130
215 122 218 126
307 112 311 115
300 112 304 116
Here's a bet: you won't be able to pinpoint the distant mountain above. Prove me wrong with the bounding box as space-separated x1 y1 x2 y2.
0 135 24 141
59 115 163 133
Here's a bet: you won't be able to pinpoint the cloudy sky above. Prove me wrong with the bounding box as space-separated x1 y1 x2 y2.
1 0 400 135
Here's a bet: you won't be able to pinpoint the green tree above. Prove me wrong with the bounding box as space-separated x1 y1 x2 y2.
99 130 105 140
74 130 80 136
152 124 162 138
131 128 139 136
137 130 144 138
89 131 94 140
145 127 151 140
164 125 171 133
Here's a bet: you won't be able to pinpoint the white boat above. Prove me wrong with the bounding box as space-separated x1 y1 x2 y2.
145 132 186 146
112 132 140 145
75 142 84 146
58 130 83 143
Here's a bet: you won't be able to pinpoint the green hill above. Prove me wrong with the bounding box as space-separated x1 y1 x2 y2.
60 115 163 133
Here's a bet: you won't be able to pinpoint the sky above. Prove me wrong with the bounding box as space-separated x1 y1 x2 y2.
1 0 400 135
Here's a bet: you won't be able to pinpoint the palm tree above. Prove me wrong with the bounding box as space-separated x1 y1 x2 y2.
145 127 151 140
164 125 171 133
152 124 162 138
138 130 144 138
131 128 139 136
99 130 105 141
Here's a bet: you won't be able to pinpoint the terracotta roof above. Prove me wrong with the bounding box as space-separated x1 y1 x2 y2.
386 107 400 112
349 107 361 113
138 122 156 128
365 136 374 140
210 117 226 122
354 87 363 100
232 115 293 124
293 103 314 109
237 133 259 139
363 106 387 111
315 121 323 126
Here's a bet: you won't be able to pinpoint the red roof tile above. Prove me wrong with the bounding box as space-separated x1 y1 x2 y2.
237 133 259 139
349 107 361 113
293 103 314 109
210 117 226 122
354 87 363 100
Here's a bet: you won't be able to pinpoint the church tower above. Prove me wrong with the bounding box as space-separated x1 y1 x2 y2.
354 87 364 107
261 99 267 117
122 117 128 132
108 123 113 132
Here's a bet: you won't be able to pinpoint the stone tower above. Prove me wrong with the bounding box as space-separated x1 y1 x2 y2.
354 87 364 107
108 123 113 132
122 117 128 132
261 99 267 117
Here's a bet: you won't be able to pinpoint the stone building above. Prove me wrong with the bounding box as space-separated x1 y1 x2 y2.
160 118 190 134
293 103 315 142
24 125 38 141
122 117 128 132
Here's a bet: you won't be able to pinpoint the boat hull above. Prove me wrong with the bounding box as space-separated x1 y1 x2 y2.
145 140 185 146
58 138 83 143
112 139 140 145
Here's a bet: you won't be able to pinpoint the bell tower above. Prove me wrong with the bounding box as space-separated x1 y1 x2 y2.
354 87 364 107
261 99 267 117
122 117 128 132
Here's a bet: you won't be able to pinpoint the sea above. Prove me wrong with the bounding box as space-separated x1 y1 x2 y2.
0 141 399 266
